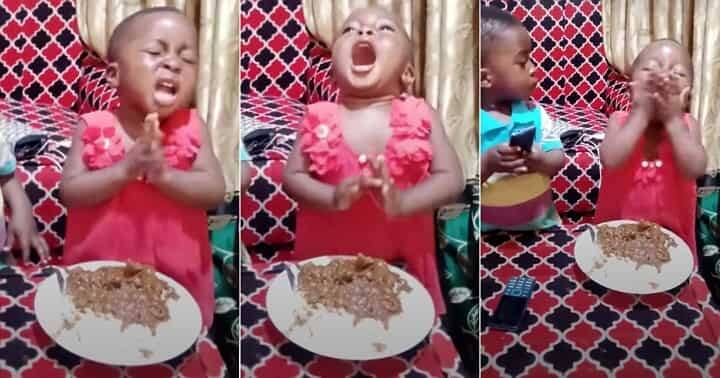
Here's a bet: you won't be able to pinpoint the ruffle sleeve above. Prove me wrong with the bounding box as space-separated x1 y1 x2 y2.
385 97 433 188
299 102 343 177
82 125 124 170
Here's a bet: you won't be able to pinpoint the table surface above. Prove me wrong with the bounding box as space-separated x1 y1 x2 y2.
0 264 226 378
241 260 467 377
481 224 720 377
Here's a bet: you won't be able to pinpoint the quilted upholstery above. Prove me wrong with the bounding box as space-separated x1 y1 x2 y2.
0 0 118 251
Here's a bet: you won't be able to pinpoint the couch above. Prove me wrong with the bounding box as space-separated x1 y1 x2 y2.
0 0 119 253
240 0 335 259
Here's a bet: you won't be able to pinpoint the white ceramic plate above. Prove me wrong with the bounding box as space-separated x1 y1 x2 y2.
575 220 694 294
34 261 202 366
266 256 435 360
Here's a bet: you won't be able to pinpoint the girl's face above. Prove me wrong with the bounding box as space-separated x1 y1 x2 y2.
481 25 538 102
110 12 198 119
331 8 412 98
631 43 692 105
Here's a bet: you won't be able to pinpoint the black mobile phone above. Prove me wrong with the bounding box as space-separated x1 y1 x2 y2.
509 126 535 153
488 276 536 332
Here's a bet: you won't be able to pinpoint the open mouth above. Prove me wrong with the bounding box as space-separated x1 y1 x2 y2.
154 79 178 107
351 42 376 73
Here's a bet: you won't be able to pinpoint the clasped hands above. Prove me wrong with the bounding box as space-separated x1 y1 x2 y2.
121 113 167 183
333 155 404 216
630 68 690 124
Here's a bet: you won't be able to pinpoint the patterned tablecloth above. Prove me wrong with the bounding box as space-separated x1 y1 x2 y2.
241 261 467 377
481 224 720 377
0 263 226 378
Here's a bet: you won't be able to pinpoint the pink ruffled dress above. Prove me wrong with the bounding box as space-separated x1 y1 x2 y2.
63 109 215 327
595 112 697 264
293 96 445 314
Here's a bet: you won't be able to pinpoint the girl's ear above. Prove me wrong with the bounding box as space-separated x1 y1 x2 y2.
401 63 416 95
107 62 119 89
480 68 492 88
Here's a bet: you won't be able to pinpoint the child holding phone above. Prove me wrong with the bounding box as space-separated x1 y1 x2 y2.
480 6 565 231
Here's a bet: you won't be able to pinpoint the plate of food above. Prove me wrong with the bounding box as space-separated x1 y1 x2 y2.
34 261 202 366
265 255 435 360
575 220 694 294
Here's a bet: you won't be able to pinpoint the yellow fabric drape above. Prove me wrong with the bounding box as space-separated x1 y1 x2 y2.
603 0 720 172
303 0 479 178
76 0 238 192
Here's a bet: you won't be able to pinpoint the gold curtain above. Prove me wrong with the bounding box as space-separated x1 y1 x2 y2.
303 0 479 178
76 0 239 192
602 0 720 172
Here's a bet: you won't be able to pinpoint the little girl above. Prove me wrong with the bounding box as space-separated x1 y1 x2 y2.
59 7 225 327
596 39 706 252
283 6 464 313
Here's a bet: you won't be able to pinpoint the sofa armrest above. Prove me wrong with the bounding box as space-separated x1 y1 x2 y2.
73 52 120 115
603 66 631 115
304 43 338 104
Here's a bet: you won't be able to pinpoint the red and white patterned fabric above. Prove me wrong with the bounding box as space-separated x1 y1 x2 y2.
241 260 465 377
482 224 720 377
241 94 302 249
0 0 85 109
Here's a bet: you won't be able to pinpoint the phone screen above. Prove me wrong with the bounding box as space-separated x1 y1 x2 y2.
509 126 535 152
488 295 528 331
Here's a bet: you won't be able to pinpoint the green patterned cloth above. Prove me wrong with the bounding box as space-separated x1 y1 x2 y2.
210 207 238 378
436 178 479 375
696 173 720 305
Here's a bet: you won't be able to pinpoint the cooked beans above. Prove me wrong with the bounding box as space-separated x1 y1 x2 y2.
596 221 675 272
297 256 411 329
66 263 178 335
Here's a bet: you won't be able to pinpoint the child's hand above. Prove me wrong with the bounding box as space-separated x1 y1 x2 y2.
121 139 153 180
6 211 49 264
523 145 547 173
485 144 527 174
143 113 164 149
629 78 657 116
654 78 690 123
373 155 406 217
333 174 381 211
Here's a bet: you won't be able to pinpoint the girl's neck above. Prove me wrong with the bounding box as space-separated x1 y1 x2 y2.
114 105 149 139
338 93 398 110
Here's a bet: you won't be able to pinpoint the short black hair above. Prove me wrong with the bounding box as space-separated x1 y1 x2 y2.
481 6 523 59
107 6 186 62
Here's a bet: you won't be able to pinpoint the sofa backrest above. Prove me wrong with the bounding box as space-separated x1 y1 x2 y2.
482 0 609 112
0 0 87 110
241 0 318 102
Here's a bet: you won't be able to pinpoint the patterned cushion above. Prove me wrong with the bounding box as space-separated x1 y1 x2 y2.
604 66 632 114
0 0 85 109
240 94 302 248
240 0 312 101
305 44 338 103
0 98 77 250
544 104 605 217
75 51 119 114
